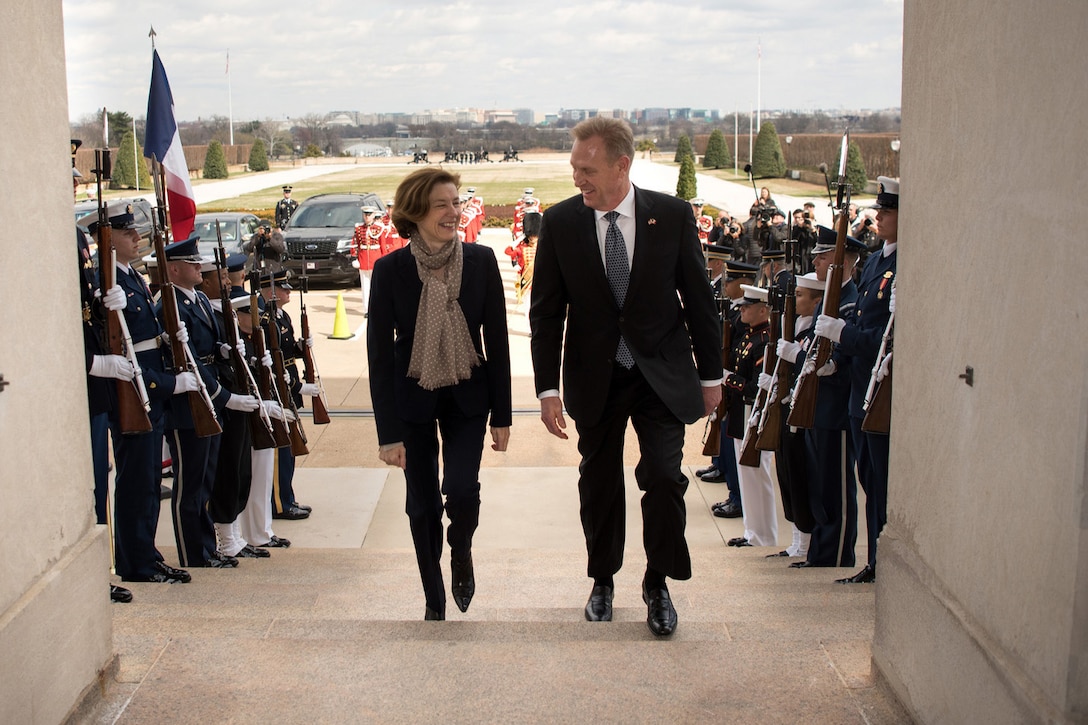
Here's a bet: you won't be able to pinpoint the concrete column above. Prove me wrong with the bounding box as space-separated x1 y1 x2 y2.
0 2 114 722
876 1 1088 722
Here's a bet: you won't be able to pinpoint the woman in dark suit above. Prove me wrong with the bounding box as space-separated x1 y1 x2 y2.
367 167 512 621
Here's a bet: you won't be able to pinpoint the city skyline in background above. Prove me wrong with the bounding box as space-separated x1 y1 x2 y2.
63 0 904 124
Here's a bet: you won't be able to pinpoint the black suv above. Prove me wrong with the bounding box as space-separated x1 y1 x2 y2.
75 197 156 272
282 192 385 285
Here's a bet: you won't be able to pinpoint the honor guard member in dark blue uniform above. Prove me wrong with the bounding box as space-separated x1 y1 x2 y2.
259 270 318 519
785 228 865 569
707 259 758 519
159 235 260 569
814 178 899 584
79 221 133 603
275 186 298 230
225 252 249 297
92 211 194 585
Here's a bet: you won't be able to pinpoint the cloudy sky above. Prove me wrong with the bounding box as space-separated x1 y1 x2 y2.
63 0 903 123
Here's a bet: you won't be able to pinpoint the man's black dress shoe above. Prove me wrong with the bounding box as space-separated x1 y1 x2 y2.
712 501 742 518
765 550 790 558
727 536 751 547
294 502 312 513
695 465 717 477
584 584 614 622
700 470 727 483
159 484 172 500
124 561 191 584
203 552 239 568
642 583 677 636
451 554 475 613
424 606 445 621
836 564 876 584
272 505 309 520
110 585 133 603
256 535 291 548
236 544 271 559
789 560 814 569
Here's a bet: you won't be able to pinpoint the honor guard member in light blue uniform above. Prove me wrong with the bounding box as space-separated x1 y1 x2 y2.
814 177 899 584
159 234 260 569
90 211 194 585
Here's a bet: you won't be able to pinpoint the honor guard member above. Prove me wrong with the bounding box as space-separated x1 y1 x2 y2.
225 252 249 297
759 246 791 289
457 194 478 243
691 199 714 246
232 291 292 551
92 212 194 585
724 285 777 548
160 234 260 569
203 268 268 561
352 205 384 314
275 185 298 230
260 270 319 520
815 177 899 584
707 259 759 519
787 229 864 569
466 186 486 236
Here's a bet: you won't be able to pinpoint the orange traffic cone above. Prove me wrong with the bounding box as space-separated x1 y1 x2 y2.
329 292 355 340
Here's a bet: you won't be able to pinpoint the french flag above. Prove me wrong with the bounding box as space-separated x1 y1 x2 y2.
144 49 196 240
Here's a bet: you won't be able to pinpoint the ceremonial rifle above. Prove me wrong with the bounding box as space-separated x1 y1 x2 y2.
264 276 309 455
297 275 331 424
701 298 733 457
787 131 851 429
214 222 278 449
248 270 292 448
92 148 152 433
739 291 779 467
862 285 894 434
757 264 795 451
150 156 221 437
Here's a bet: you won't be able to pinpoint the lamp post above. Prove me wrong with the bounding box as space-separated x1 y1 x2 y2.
890 138 901 177
784 135 792 172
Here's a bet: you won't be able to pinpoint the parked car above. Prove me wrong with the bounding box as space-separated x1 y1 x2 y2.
191 212 260 260
282 193 385 285
74 197 156 272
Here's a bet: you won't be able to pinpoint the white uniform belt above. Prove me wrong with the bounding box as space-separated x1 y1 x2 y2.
132 337 162 353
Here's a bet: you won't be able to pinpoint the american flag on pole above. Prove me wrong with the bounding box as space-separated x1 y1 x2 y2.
144 49 196 240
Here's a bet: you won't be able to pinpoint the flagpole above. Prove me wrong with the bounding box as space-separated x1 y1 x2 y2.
133 117 139 192
227 50 234 147
103 107 109 147
756 40 762 134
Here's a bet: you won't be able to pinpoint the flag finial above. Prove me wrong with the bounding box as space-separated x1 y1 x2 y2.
149 25 156 48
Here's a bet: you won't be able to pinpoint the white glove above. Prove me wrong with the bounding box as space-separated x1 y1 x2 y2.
101 285 127 311
90 354 135 381
261 399 285 421
816 360 838 377
235 341 247 358
219 342 233 359
260 351 273 369
757 372 773 392
226 394 260 412
175 322 190 344
352 259 361 269
888 286 896 315
814 314 845 343
299 382 320 397
282 370 292 387
173 371 199 393
777 339 801 363
305 336 315 348
285 408 299 423
876 351 893 382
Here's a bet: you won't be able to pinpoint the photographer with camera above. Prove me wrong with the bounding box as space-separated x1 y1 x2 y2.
242 220 287 273
791 208 819 273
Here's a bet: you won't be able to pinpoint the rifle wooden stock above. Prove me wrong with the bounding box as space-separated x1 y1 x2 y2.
266 296 309 456
299 298 330 425
862 369 892 434
96 197 152 434
739 310 779 467
250 289 292 448
787 206 850 429
757 285 794 450
701 312 733 457
149 168 222 438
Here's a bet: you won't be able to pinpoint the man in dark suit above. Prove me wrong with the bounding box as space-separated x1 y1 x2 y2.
530 118 722 637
